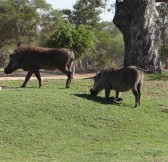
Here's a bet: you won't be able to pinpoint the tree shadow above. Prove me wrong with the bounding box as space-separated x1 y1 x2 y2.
72 93 122 105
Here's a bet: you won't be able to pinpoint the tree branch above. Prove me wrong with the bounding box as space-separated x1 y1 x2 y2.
155 0 168 2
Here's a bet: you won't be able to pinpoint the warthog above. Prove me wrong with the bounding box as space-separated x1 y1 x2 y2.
4 45 75 88
90 66 144 107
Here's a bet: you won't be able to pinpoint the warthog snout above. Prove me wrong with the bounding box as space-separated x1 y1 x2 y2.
4 68 12 74
90 88 98 96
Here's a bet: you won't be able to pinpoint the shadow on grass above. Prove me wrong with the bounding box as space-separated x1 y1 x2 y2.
72 93 122 105
162 109 168 114
83 77 93 80
0 86 39 89
0 86 17 89
146 72 168 81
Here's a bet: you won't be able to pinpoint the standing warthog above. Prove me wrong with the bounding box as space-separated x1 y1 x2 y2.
4 45 75 88
90 66 144 107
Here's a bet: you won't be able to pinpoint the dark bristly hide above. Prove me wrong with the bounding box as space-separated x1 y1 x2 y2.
4 45 75 88
90 66 144 107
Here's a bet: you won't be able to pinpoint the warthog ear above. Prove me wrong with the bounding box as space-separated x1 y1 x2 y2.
9 50 15 54
9 50 16 59
95 71 101 79
96 71 99 74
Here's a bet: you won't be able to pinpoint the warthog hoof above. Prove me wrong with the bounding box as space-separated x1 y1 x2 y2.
116 97 123 101
109 97 116 101
21 85 26 88
109 97 123 102
133 104 139 108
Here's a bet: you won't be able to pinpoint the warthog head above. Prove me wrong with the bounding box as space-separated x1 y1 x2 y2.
4 50 20 74
90 72 104 96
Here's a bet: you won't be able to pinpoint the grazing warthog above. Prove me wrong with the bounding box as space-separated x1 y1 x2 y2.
4 45 75 88
90 66 144 107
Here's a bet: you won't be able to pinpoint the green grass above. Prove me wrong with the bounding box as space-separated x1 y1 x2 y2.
0 73 168 162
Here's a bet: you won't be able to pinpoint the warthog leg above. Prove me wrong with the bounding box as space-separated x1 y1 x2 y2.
116 91 123 101
34 70 41 87
105 89 123 102
132 86 140 107
105 88 110 99
64 69 73 88
21 70 41 88
137 83 141 105
67 59 75 78
21 71 33 87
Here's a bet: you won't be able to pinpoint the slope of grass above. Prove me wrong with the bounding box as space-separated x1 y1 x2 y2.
0 73 168 162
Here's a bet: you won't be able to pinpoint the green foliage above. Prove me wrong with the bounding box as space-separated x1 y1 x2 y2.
0 73 168 161
0 0 123 69
0 0 52 46
90 25 124 68
43 23 96 58
159 45 168 68
62 0 106 27
38 9 65 45
111 32 124 65
157 3 168 68
159 45 168 59
0 1 16 46
0 0 65 67
157 2 168 24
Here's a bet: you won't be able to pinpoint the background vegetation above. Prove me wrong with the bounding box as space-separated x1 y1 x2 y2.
157 3 168 69
0 0 124 69
0 0 167 69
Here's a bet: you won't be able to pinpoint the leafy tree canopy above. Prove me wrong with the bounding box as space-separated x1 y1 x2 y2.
61 0 106 27
42 23 95 59
0 0 51 46
91 25 124 68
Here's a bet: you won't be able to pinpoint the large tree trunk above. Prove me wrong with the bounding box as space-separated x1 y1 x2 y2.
113 0 162 73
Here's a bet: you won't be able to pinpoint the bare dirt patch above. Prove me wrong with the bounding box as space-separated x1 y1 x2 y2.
0 70 95 80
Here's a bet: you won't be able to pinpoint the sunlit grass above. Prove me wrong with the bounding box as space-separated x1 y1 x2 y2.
0 73 168 162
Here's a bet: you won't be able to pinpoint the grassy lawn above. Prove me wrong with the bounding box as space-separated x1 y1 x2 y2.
0 73 168 162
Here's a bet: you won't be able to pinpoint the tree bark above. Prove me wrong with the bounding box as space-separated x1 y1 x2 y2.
165 48 168 69
155 0 168 2
113 0 162 73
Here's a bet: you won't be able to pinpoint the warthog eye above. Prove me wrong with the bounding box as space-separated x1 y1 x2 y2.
97 73 101 79
93 73 101 80
10 54 13 58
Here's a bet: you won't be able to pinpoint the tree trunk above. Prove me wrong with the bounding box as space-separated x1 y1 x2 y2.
113 0 162 73
0 48 5 68
165 48 168 69
166 58 168 69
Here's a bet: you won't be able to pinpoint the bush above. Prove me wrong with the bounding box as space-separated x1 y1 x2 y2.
42 23 95 59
